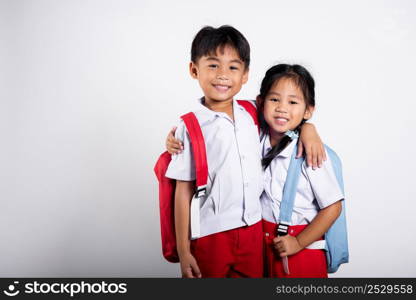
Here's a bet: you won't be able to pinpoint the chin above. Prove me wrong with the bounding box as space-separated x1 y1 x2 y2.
270 127 287 134
211 96 233 102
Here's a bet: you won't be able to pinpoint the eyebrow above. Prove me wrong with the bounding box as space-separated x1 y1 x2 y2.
205 57 220 62
267 92 301 99
205 57 243 65
230 59 243 65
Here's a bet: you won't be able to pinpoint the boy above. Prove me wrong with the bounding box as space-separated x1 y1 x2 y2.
165 25 264 278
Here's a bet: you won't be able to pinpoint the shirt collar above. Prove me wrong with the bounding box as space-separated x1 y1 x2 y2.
262 133 298 159
196 97 244 120
279 138 297 158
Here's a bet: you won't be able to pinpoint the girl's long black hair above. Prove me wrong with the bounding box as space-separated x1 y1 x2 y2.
257 64 316 170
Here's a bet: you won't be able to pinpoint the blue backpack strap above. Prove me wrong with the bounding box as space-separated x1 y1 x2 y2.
278 139 303 235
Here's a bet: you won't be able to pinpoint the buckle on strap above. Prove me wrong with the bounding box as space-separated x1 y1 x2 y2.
277 222 291 236
195 185 207 198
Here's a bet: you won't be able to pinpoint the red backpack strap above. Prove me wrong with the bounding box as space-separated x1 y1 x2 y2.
180 112 208 197
236 100 259 132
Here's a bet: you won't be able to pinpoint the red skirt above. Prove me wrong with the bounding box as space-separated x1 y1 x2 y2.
263 219 328 278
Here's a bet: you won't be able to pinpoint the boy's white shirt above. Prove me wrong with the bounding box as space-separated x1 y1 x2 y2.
260 134 344 226
165 98 263 238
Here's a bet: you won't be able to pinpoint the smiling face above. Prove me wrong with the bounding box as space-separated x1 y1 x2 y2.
189 45 248 105
263 77 313 136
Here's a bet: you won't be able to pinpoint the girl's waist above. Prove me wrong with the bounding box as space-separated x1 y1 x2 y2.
262 219 326 250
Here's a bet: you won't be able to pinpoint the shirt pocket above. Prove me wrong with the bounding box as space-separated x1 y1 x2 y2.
270 176 285 202
203 174 220 215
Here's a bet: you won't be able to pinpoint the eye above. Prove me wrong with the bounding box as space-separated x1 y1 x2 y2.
230 66 239 70
289 100 298 104
208 64 218 69
269 98 280 102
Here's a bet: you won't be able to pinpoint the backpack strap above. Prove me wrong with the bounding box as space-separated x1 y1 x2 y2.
277 139 304 234
180 112 208 196
180 112 208 239
276 141 305 275
236 100 259 132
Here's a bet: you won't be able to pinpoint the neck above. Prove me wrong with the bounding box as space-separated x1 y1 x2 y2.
203 97 234 120
269 129 285 147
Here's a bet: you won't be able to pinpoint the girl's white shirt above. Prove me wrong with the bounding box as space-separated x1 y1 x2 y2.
260 134 344 225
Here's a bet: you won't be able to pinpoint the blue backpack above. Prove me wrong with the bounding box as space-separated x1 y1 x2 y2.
278 142 349 273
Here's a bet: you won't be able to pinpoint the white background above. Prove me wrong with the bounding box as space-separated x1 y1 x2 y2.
1 0 415 277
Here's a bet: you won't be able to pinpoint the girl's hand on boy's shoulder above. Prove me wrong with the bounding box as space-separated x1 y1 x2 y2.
297 123 327 170
273 235 302 257
179 252 202 278
166 126 184 154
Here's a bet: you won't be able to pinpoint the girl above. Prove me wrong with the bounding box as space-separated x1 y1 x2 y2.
258 64 344 278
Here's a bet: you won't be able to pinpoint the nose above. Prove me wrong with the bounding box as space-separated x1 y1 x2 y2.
216 66 229 80
275 101 288 113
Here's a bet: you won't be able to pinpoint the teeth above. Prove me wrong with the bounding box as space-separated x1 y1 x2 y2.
276 118 288 122
214 85 230 91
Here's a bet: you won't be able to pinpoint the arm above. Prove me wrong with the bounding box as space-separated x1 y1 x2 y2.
273 201 342 257
298 123 326 169
168 123 323 161
167 123 323 158
175 180 201 278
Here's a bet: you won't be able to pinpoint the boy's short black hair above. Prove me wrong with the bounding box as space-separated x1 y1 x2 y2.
191 25 250 69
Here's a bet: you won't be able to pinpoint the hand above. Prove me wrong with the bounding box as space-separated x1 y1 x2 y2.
166 127 183 154
297 123 326 169
179 252 202 278
273 235 302 258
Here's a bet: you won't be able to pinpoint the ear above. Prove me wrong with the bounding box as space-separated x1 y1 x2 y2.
255 95 262 108
242 68 249 84
189 62 198 79
303 106 315 120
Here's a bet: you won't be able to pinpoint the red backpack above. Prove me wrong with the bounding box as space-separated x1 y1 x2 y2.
154 100 258 263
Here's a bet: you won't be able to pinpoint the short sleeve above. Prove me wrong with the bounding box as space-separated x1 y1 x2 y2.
302 150 344 209
165 120 196 181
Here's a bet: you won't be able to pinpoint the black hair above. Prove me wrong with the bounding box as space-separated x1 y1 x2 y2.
256 64 316 169
191 25 250 69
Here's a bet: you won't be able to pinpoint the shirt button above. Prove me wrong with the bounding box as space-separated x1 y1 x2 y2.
241 155 245 160
244 182 249 187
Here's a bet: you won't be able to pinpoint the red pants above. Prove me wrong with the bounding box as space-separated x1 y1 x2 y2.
190 221 263 278
263 219 328 278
